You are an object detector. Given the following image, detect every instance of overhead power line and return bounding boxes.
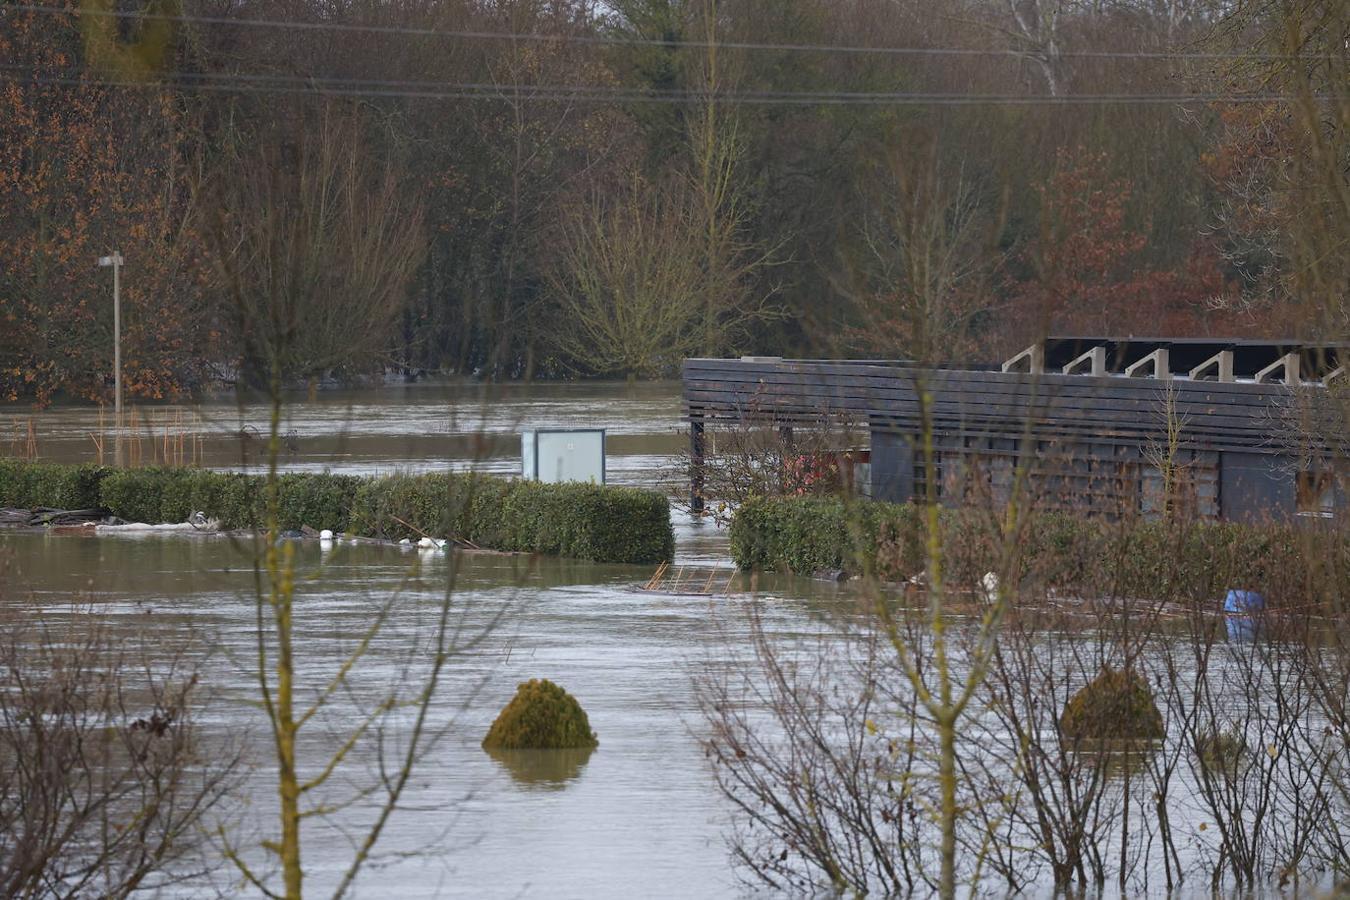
[4,2,1329,63]
[0,70,1328,107]
[0,61,1305,101]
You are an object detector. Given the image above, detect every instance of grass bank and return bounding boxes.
[730,495,1345,607]
[0,460,673,565]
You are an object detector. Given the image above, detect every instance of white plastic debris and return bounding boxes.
[319,529,334,541]
[399,538,412,546]
[96,520,219,534]
[417,536,436,549]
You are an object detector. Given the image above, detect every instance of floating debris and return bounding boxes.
[638,561,737,596]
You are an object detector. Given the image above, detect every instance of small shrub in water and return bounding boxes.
[1059,667,1164,741]
[482,679,598,750]
[1195,729,1246,777]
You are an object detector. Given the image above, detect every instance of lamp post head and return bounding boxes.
[97,253,124,267]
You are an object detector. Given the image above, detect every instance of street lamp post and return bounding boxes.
[98,252,124,466]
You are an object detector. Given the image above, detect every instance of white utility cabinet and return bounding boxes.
[520,429,606,484]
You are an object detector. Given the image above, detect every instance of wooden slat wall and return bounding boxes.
[682,358,1316,456]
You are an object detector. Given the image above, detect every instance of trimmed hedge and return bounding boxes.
[729,494,1345,606]
[0,459,110,510]
[482,679,598,750]
[0,460,673,565]
[350,473,673,564]
[1060,668,1165,741]
[729,495,924,578]
[98,467,266,529]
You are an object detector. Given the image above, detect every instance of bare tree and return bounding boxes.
[547,174,714,378]
[842,148,998,363]
[541,7,765,368]
[1142,382,1194,520]
[685,0,781,357]
[1004,0,1071,95]
[207,102,426,386]
[205,99,500,900]
[0,588,238,898]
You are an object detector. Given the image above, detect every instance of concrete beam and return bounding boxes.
[1189,350,1235,382]
[1124,348,1171,380]
[1002,343,1044,374]
[1062,345,1107,377]
[1254,352,1299,384]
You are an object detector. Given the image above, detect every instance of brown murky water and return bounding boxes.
[0,380,852,898]
[4,379,687,484]
[3,381,1342,898]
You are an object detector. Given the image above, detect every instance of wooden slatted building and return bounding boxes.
[683,337,1349,524]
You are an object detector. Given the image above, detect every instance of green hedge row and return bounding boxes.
[348,473,673,564]
[0,460,673,565]
[729,495,1346,606]
[0,459,111,511]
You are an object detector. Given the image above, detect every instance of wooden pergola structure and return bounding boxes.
[683,338,1348,523]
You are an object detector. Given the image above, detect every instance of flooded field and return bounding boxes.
[3,530,813,898]
[3,381,1347,898]
[0,380,846,898]
[6,379,687,485]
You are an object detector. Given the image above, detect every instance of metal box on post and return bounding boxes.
[520,429,606,484]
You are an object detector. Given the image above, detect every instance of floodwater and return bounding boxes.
[5,379,688,486]
[3,381,1345,897]
[0,380,850,898]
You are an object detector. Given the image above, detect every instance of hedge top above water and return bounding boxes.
[728,494,1344,606]
[0,458,674,566]
[482,679,598,750]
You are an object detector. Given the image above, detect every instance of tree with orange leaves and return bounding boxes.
[1015,148,1241,341]
[0,2,210,406]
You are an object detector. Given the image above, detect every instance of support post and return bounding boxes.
[98,252,125,467]
[1189,350,1234,382]
[1124,347,1171,380]
[1001,342,1045,374]
[689,417,705,514]
[1061,345,1107,377]
[1254,352,1299,384]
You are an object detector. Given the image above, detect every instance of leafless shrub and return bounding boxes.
[982,616,1134,887]
[675,395,866,523]
[697,604,927,894]
[0,583,238,897]
[704,494,1350,895]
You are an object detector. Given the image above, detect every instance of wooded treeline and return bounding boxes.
[1,0,1345,402]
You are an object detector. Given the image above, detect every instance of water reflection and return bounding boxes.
[485,745,596,790]
[1064,738,1164,780]
[1224,589,1266,643]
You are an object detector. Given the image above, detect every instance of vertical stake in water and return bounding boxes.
[98,252,125,467]
[689,416,705,513]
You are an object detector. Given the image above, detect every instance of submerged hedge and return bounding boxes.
[482,679,598,750]
[729,494,1345,606]
[0,459,111,511]
[0,459,673,565]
